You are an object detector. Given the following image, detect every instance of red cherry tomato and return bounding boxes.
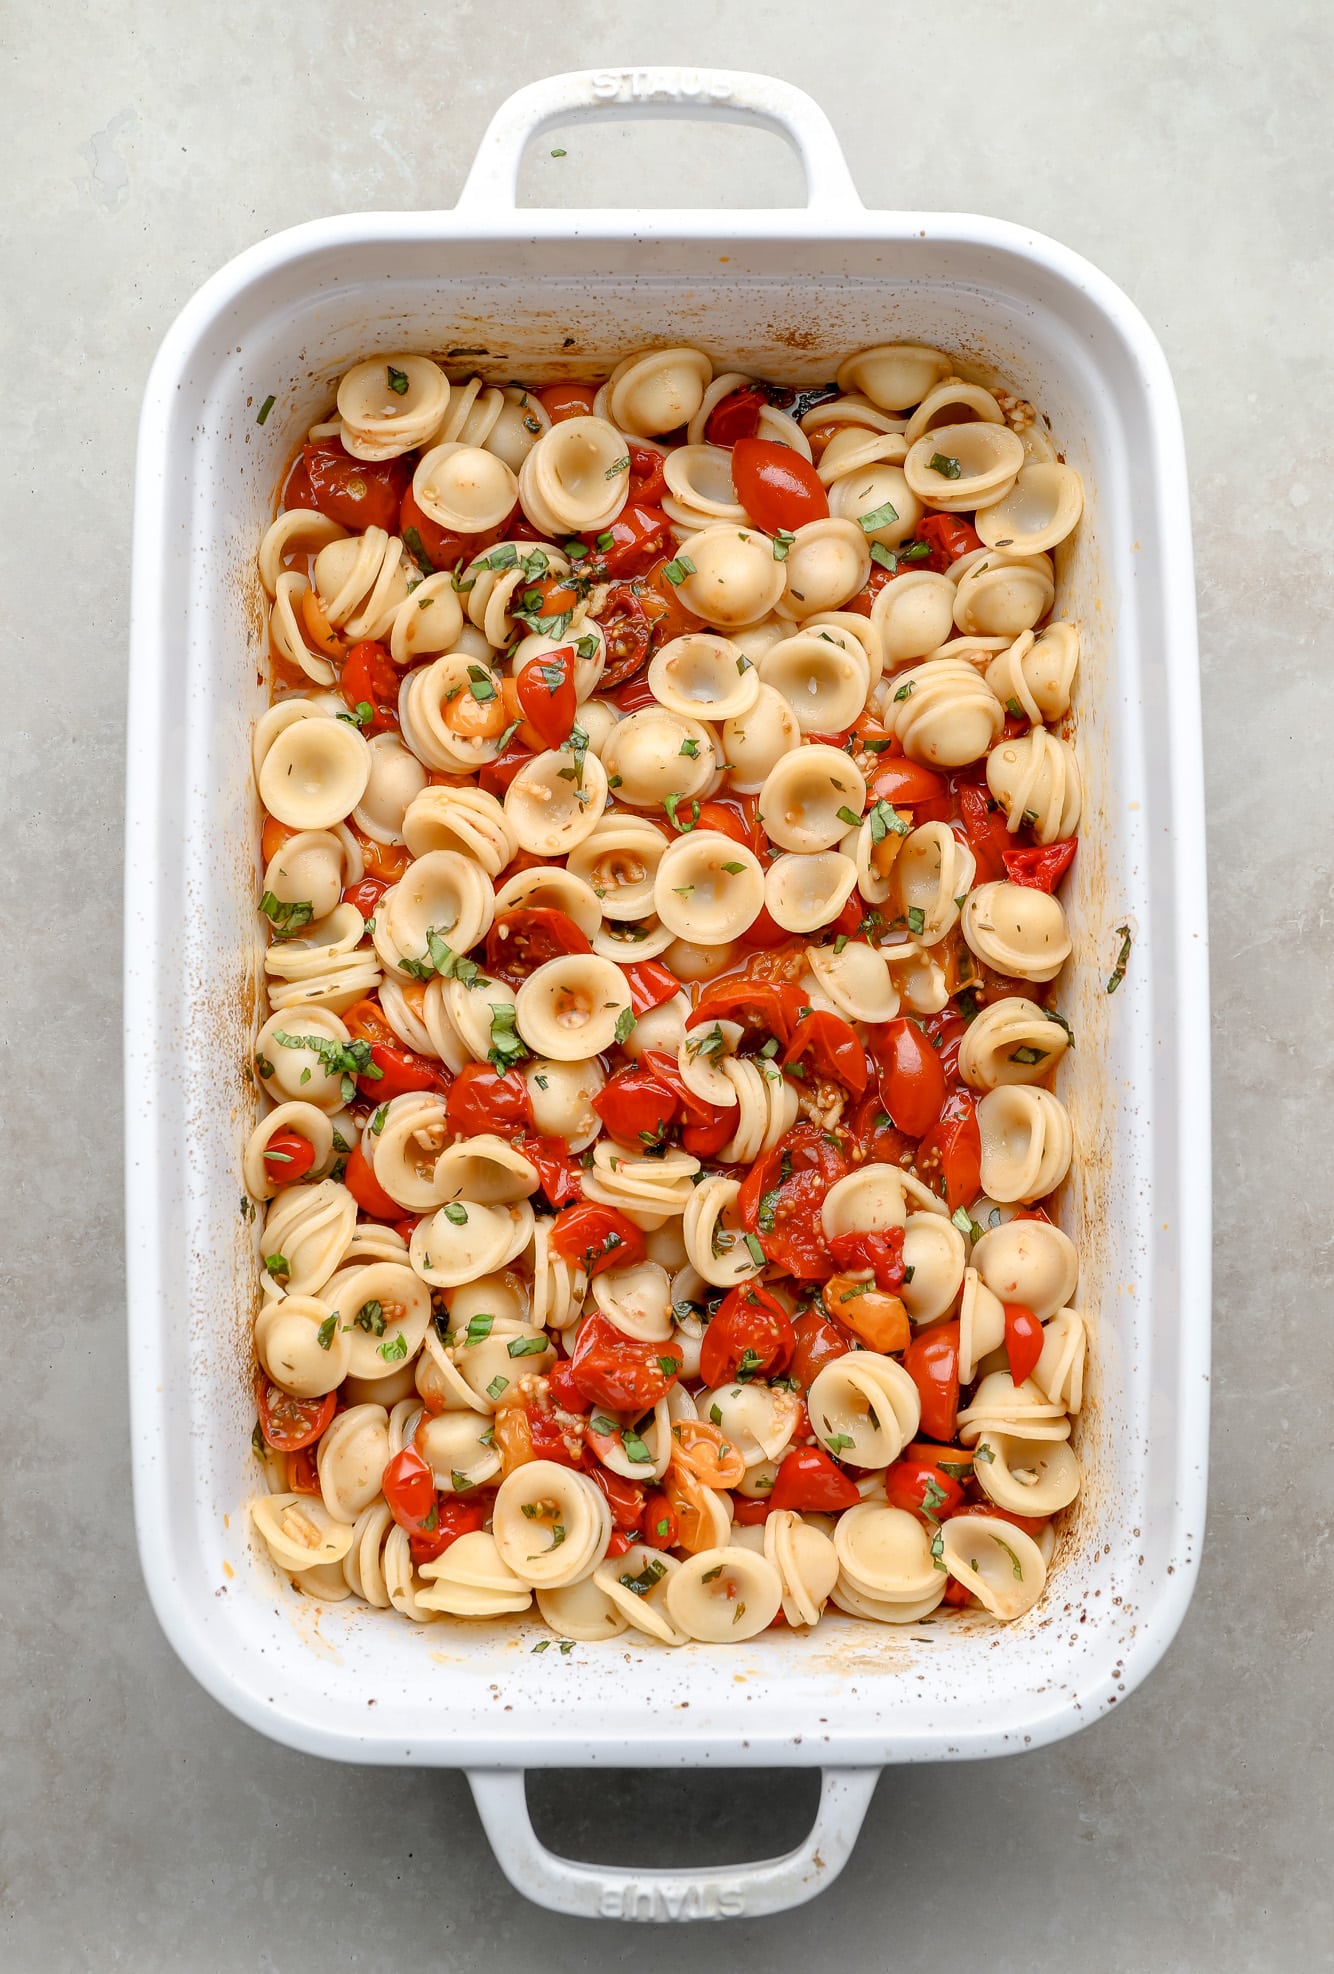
[642,1491,680,1548]
[789,1307,853,1389]
[366,1042,446,1101]
[514,645,578,749]
[902,1321,961,1443]
[873,1017,948,1138]
[827,1226,905,1293]
[483,907,592,984]
[781,1009,869,1097]
[956,783,1014,885]
[698,1285,795,1387]
[514,1133,582,1208]
[731,1494,774,1526]
[536,381,599,423]
[918,512,983,570]
[885,1453,968,1524]
[548,1204,647,1279]
[409,1495,489,1566]
[581,1453,646,1532]
[254,1376,335,1453]
[582,502,671,579]
[1004,1302,1045,1386]
[522,1405,581,1468]
[399,484,509,577]
[626,443,668,507]
[478,734,538,798]
[868,758,949,809]
[446,1064,534,1140]
[262,1130,317,1184]
[381,1446,438,1532]
[688,979,807,1049]
[914,1090,982,1213]
[343,875,388,922]
[846,1090,916,1168]
[298,439,413,534]
[1003,839,1078,893]
[286,1441,323,1494]
[705,386,766,446]
[342,1140,404,1221]
[736,902,789,950]
[546,1356,584,1414]
[730,437,830,533]
[339,640,400,735]
[592,1062,679,1149]
[919,1007,969,1085]
[596,581,655,689]
[768,1446,861,1514]
[618,959,682,1015]
[641,556,706,643]
[569,1313,681,1411]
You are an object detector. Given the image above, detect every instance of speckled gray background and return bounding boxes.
[3,2,1330,1967]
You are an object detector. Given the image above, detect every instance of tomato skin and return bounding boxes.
[902,1321,961,1443]
[343,875,389,922]
[626,443,668,507]
[409,1495,488,1567]
[705,386,766,446]
[483,906,592,984]
[569,1313,681,1411]
[768,1446,861,1514]
[300,439,413,534]
[619,959,682,1015]
[514,645,577,749]
[342,1140,404,1221]
[781,1008,869,1097]
[361,1041,444,1102]
[536,380,599,423]
[956,784,1014,885]
[730,1493,774,1526]
[255,1377,336,1453]
[827,1226,905,1293]
[583,501,671,579]
[546,1356,584,1414]
[581,1453,646,1532]
[593,1063,678,1149]
[731,438,830,532]
[286,1442,323,1494]
[263,1129,317,1184]
[1003,1302,1045,1386]
[349,829,411,884]
[950,1504,1049,1539]
[1003,839,1078,893]
[398,485,507,578]
[635,1049,736,1160]
[515,1133,582,1208]
[789,1308,852,1389]
[885,1454,967,1523]
[338,640,400,735]
[382,1446,437,1531]
[642,1491,680,1548]
[446,1064,534,1140]
[689,979,806,1050]
[873,1017,948,1138]
[914,1090,981,1213]
[868,758,949,809]
[918,512,983,571]
[548,1204,647,1278]
[698,1285,795,1387]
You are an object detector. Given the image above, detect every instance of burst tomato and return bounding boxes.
[1004,1302,1045,1386]
[885,1452,968,1523]
[581,1453,646,1532]
[731,437,829,532]
[688,979,807,1049]
[846,1090,916,1167]
[446,1064,534,1139]
[642,1492,680,1548]
[868,758,950,810]
[514,645,577,749]
[597,581,655,688]
[409,1495,489,1566]
[399,484,508,576]
[286,1442,322,1494]
[484,906,592,984]
[698,1285,795,1387]
[592,1062,679,1149]
[515,1134,582,1208]
[768,1446,861,1514]
[789,1307,852,1388]
[618,959,682,1014]
[626,443,668,507]
[705,386,766,446]
[827,1227,906,1293]
[569,1313,681,1411]
[340,640,400,734]
[255,1376,335,1453]
[820,1275,910,1354]
[548,1204,647,1278]
[914,1089,982,1212]
[342,1140,403,1221]
[781,1009,868,1097]
[1003,839,1078,893]
[873,1017,948,1138]
[262,1130,317,1184]
[918,513,983,570]
[343,875,388,922]
[381,1446,438,1531]
[298,439,413,534]
[902,1321,961,1443]
[583,501,671,578]
[956,783,1014,885]
[536,380,599,422]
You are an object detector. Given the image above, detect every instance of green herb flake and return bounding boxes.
[825,1432,854,1455]
[507,1335,549,1358]
[928,451,963,480]
[743,1233,766,1267]
[974,1441,995,1464]
[720,859,746,875]
[386,364,410,396]
[259,891,315,939]
[664,792,700,834]
[444,1202,470,1226]
[612,1005,636,1047]
[1107,924,1133,995]
[256,394,276,425]
[907,906,926,936]
[486,1375,510,1400]
[532,1638,551,1653]
[867,798,911,843]
[378,1332,408,1362]
[836,806,862,829]
[621,1428,654,1465]
[662,554,696,586]
[316,1314,338,1351]
[701,1564,724,1583]
[263,1252,289,1281]
[354,1299,386,1336]
[773,529,795,561]
[858,498,900,532]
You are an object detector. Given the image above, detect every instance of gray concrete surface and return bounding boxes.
[3,2,1330,1967]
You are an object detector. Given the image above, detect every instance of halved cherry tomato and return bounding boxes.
[698,1285,795,1387]
[638,1050,737,1160]
[484,906,592,984]
[902,1320,961,1443]
[546,1356,584,1414]
[361,1041,444,1101]
[262,1129,317,1184]
[782,1009,868,1097]
[914,1090,982,1213]
[349,828,412,884]
[549,1203,647,1279]
[597,581,655,688]
[261,814,299,865]
[730,437,829,532]
[280,448,315,512]
[873,1017,947,1138]
[868,757,949,809]
[409,1495,489,1566]
[919,1007,969,1086]
[885,1452,968,1524]
[618,958,682,1015]
[768,1446,861,1514]
[583,501,671,579]
[514,645,577,749]
[381,1445,437,1532]
[736,902,789,950]
[569,1313,681,1411]
[956,783,1014,885]
[342,875,389,922]
[688,979,807,1049]
[846,1089,916,1168]
[581,1452,646,1532]
[536,381,599,423]
[642,1491,680,1548]
[446,1064,534,1140]
[255,1376,335,1453]
[626,443,668,507]
[299,439,413,534]
[1004,1302,1045,1386]
[820,1274,910,1354]
[918,512,983,570]
[593,1063,678,1149]
[518,1405,581,1469]
[639,556,705,644]
[287,1442,323,1494]
[342,1139,404,1221]
[1003,839,1078,892]
[705,386,766,446]
[827,1227,906,1294]
[789,1307,852,1389]
[515,1133,582,1208]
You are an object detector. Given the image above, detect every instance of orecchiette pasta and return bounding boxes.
[247,342,1090,1646]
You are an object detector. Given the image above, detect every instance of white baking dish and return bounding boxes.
[126,68,1210,1922]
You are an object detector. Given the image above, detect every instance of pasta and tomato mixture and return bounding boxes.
[247,343,1088,1644]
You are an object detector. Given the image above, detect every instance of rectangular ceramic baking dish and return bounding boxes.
[126,68,1210,1923]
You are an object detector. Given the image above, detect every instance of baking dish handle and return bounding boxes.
[466,1765,878,1921]
[458,68,863,217]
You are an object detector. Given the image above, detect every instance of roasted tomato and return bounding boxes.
[296,438,413,534]
[697,1285,795,1387]
[768,1446,861,1514]
[484,907,592,984]
[446,1064,534,1140]
[902,1321,961,1443]
[255,1377,335,1453]
[731,437,829,532]
[568,1313,682,1412]
[548,1203,647,1278]
[872,1017,948,1138]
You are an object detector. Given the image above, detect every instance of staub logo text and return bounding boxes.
[598,1880,746,1921]
[590,70,735,105]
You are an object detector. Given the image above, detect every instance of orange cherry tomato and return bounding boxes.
[820,1275,910,1354]
[536,381,599,423]
[299,587,343,659]
[261,814,299,865]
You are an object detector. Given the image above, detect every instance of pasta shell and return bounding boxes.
[961,881,1072,983]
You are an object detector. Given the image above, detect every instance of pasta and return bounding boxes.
[245,343,1091,1644]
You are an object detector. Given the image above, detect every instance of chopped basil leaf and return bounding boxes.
[1107,924,1133,995]
[354,1299,386,1336]
[709,1404,723,1427]
[621,1428,653,1464]
[743,1233,766,1266]
[679,736,700,758]
[974,1441,995,1464]
[259,891,315,939]
[619,1558,667,1596]
[614,1005,636,1046]
[993,1533,1026,1580]
[256,394,276,425]
[867,798,911,842]
[772,529,795,561]
[316,1314,338,1350]
[1010,1044,1048,1065]
[833,933,850,955]
[403,527,435,574]
[836,806,862,829]
[721,860,746,875]
[662,555,696,585]
[370,1103,388,1135]
[892,679,915,702]
[825,1432,854,1454]
[858,498,899,531]
[378,1332,408,1361]
[486,1375,509,1400]
[604,455,630,479]
[507,1336,549,1358]
[263,1252,289,1280]
[664,792,700,833]
[444,1202,470,1226]
[928,451,963,479]
[701,1564,724,1583]
[386,364,410,396]
[907,906,926,936]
